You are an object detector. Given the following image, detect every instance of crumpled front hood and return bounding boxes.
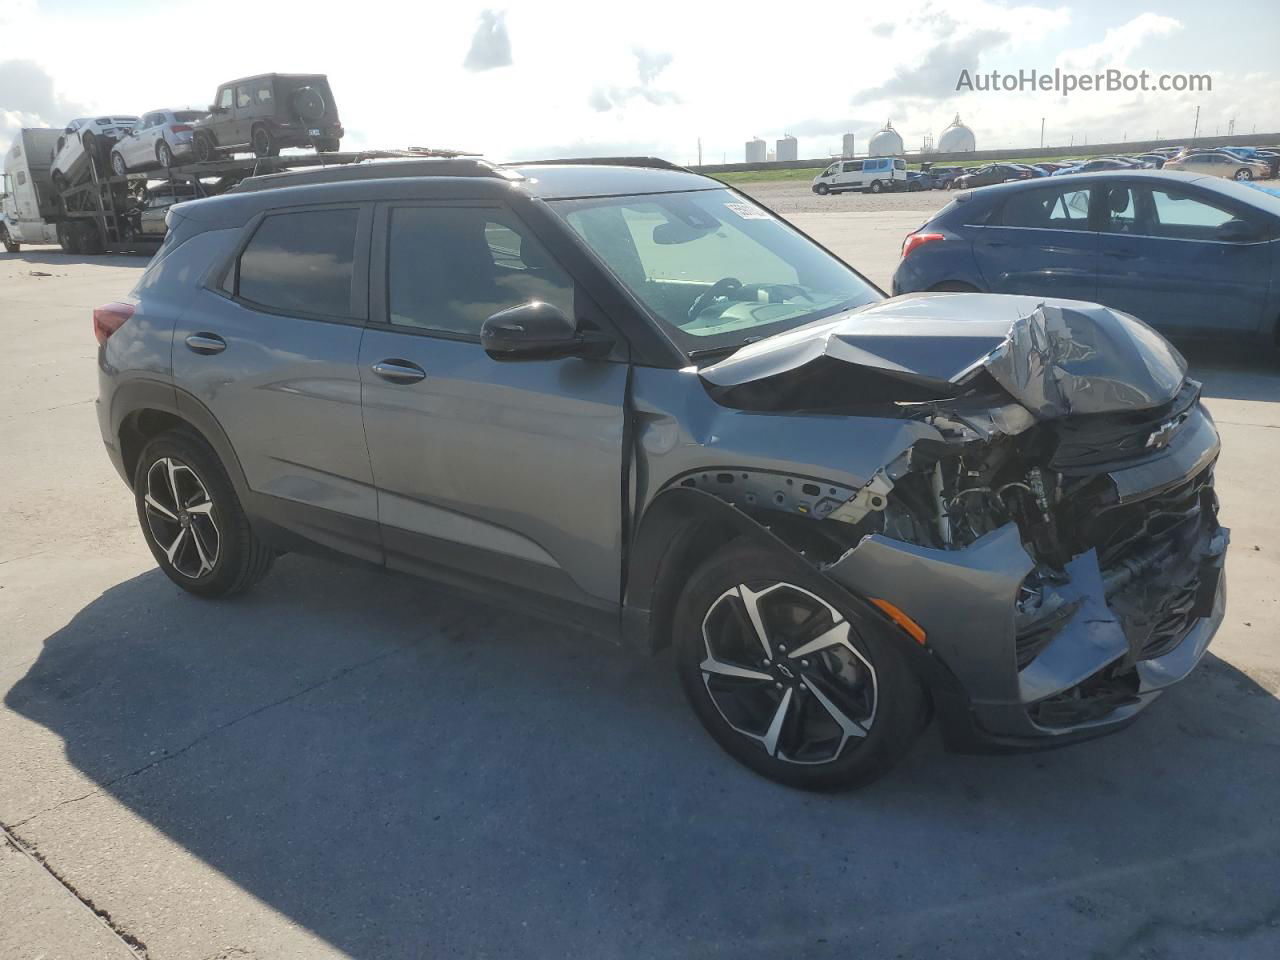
[698,293,1188,418]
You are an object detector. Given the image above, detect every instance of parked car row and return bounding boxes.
[47,73,343,189]
[811,144,1279,196]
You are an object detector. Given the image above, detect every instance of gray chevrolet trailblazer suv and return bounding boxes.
[93,158,1229,789]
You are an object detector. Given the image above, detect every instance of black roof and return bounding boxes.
[227,156,718,199]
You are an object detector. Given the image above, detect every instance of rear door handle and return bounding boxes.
[185,333,226,355]
[371,359,426,384]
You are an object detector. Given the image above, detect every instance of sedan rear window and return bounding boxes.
[173,111,204,123]
[236,208,358,318]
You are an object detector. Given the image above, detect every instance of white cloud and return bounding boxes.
[1058,13,1182,72]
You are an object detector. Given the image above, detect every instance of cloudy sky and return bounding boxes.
[2,0,1277,165]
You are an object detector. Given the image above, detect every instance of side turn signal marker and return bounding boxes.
[868,597,927,646]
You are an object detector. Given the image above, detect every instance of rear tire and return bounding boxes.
[929,280,980,293]
[193,132,216,163]
[133,430,274,598]
[869,180,883,194]
[314,137,341,153]
[77,221,104,255]
[157,140,174,168]
[1235,168,1254,181]
[57,221,81,255]
[252,125,279,158]
[674,541,926,791]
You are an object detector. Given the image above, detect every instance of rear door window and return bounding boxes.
[236,208,360,318]
[1148,188,1243,240]
[236,87,253,109]
[999,185,1092,230]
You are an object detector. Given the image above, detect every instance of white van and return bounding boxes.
[1,128,63,251]
[811,156,906,195]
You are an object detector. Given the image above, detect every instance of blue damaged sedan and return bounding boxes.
[893,170,1280,345]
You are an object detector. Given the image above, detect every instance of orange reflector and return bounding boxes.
[868,597,927,645]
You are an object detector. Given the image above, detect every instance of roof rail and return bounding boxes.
[508,156,690,172]
[229,155,510,194]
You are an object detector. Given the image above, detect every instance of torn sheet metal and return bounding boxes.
[699,293,1187,419]
[983,301,1187,418]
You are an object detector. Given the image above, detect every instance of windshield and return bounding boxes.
[548,188,880,357]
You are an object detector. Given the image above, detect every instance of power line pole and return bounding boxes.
[697,137,702,167]
[1040,117,1044,148]
[1192,105,1200,140]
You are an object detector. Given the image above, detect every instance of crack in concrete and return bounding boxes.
[1092,899,1280,959]
[7,642,412,830]
[2,825,147,958]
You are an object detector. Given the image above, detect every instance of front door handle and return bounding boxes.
[371,359,426,384]
[185,333,226,355]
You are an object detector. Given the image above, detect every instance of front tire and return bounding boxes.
[157,140,174,168]
[134,430,274,598]
[1,225,17,253]
[110,151,128,176]
[674,541,926,790]
[1235,168,1254,181]
[814,183,830,195]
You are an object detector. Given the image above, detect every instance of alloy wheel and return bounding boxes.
[699,581,877,765]
[143,457,220,579]
[158,141,173,167]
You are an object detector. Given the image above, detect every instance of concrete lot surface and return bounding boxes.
[2,200,1279,959]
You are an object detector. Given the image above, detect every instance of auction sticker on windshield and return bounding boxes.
[725,202,773,220]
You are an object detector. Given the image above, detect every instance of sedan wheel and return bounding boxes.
[143,457,220,580]
[110,151,127,177]
[157,141,174,168]
[1235,168,1254,181]
[675,542,926,790]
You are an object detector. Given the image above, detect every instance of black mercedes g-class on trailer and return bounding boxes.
[192,73,343,160]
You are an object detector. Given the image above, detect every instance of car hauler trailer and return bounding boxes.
[3,129,472,255]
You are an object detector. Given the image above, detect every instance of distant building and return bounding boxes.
[775,135,798,162]
[745,138,767,163]
[938,114,976,152]
[868,120,904,156]
[841,133,856,157]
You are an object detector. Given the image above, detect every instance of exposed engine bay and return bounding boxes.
[681,295,1229,733]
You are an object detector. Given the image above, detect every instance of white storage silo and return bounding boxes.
[938,114,976,153]
[868,120,904,156]
[745,138,767,163]
[841,133,856,157]
[775,136,798,162]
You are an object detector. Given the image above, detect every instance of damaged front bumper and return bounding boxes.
[821,413,1229,750]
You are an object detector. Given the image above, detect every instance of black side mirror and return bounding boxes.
[480,301,612,361]
[1216,219,1260,243]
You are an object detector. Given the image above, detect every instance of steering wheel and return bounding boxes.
[688,277,742,322]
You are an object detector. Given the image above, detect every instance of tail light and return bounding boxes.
[93,302,134,346]
[170,124,192,133]
[901,232,944,259]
